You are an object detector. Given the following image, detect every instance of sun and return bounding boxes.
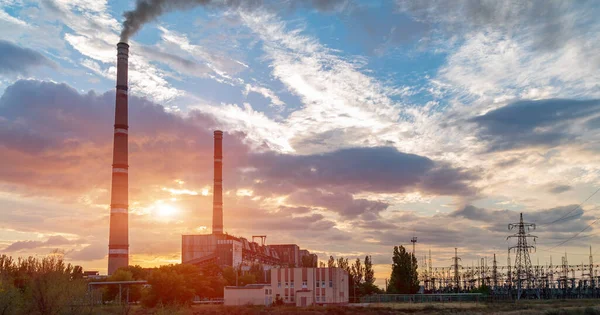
[156,203,177,218]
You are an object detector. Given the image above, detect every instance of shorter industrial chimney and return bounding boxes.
[213,130,223,234]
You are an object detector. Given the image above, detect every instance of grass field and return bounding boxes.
[87,300,600,314]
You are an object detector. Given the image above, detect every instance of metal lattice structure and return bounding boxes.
[507,213,537,291]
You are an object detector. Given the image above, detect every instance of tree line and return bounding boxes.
[0,245,421,312]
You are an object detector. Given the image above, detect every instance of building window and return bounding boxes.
[322,281,325,288]
[285,282,288,288]
[302,281,307,288]
[278,282,281,288]
[316,282,320,288]
[329,280,333,288]
[265,289,269,295]
[316,296,320,302]
[291,281,294,288]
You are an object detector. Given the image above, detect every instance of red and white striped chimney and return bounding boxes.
[213,130,223,234]
[108,42,129,275]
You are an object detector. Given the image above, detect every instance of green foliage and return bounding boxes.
[142,265,197,308]
[387,245,419,294]
[0,254,87,315]
[362,256,381,295]
[0,275,21,315]
[103,269,139,303]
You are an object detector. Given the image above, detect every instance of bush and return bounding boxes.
[0,254,87,315]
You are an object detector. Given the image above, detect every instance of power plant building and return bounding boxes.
[224,267,349,306]
[181,131,317,269]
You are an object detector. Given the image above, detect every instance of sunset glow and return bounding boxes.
[1,0,599,302]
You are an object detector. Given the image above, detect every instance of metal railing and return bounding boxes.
[360,293,483,303]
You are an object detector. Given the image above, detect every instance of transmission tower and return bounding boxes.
[589,246,594,286]
[493,253,498,289]
[453,248,461,292]
[428,249,433,291]
[507,252,512,287]
[507,213,537,292]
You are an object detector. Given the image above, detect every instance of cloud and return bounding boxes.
[470,99,600,151]
[0,40,54,75]
[66,242,106,261]
[548,185,572,194]
[138,45,212,78]
[288,189,389,218]
[250,146,477,196]
[396,0,596,52]
[2,235,73,252]
[451,204,593,235]
[0,79,248,197]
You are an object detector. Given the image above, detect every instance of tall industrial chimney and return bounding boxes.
[213,130,223,234]
[108,42,129,275]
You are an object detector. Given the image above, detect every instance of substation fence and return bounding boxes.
[360,293,484,303]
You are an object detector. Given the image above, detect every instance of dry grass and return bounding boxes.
[90,300,600,315]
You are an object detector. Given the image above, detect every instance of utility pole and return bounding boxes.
[507,213,537,298]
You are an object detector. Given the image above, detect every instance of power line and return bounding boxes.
[539,187,600,227]
[547,216,600,250]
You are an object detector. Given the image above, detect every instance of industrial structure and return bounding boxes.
[108,42,130,275]
[417,213,600,299]
[224,267,349,306]
[181,131,317,270]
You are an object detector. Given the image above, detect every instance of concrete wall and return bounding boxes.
[224,285,272,306]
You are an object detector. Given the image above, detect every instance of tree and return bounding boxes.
[327,256,336,268]
[142,264,204,307]
[337,257,349,271]
[103,269,134,303]
[362,255,380,295]
[351,258,364,299]
[387,246,419,294]
[200,263,225,298]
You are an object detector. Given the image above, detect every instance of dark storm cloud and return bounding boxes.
[250,146,477,196]
[2,235,73,252]
[396,0,594,51]
[470,99,600,152]
[0,40,54,75]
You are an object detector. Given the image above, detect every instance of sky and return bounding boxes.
[1,0,600,288]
